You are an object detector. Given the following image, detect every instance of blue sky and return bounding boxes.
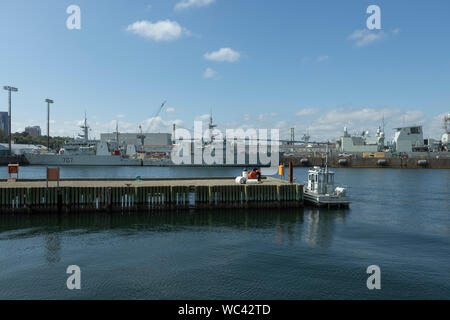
[1,0,449,140]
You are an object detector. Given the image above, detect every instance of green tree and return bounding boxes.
[0,129,72,151]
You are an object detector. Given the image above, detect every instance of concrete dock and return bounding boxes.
[282,156,450,169]
[0,177,303,213]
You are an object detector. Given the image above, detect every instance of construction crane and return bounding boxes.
[138,100,167,144]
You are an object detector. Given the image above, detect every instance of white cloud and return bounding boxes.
[348,29,386,47]
[393,28,401,35]
[203,67,217,79]
[175,0,215,11]
[195,114,211,121]
[116,114,125,118]
[166,108,175,113]
[296,108,321,116]
[140,117,185,132]
[204,48,240,62]
[257,114,267,121]
[274,121,288,129]
[126,20,190,41]
[307,107,433,140]
[146,4,152,10]
[233,107,442,142]
[316,55,329,63]
[22,115,186,139]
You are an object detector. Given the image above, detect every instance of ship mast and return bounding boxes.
[78,112,89,142]
[116,121,119,143]
[207,108,218,145]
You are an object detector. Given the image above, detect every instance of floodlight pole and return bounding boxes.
[45,99,54,150]
[3,86,18,154]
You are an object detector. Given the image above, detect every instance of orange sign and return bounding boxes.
[47,168,60,181]
[8,164,19,174]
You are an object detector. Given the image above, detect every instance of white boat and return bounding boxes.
[303,166,350,207]
[303,146,350,207]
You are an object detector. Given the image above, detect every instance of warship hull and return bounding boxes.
[24,153,143,166]
[24,153,273,167]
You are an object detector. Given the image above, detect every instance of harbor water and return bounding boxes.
[0,167,449,299]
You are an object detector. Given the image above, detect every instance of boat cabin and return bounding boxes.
[307,166,336,195]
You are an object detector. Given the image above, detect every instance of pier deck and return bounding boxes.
[0,177,303,213]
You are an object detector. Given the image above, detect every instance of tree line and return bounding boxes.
[0,129,72,151]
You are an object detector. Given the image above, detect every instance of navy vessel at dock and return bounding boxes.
[24,114,278,167]
[24,117,143,166]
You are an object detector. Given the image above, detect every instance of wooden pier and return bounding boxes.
[0,177,303,213]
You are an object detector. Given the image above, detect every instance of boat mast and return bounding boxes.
[78,112,89,142]
[84,113,88,142]
[116,121,119,143]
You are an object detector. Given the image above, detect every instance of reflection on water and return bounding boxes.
[0,207,348,250]
[1,167,449,299]
[305,209,347,248]
[45,234,61,264]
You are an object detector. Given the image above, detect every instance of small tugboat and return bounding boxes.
[303,147,350,208]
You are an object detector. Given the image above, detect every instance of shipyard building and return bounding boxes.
[25,126,42,137]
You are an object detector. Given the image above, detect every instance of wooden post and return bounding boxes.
[106,187,112,212]
[57,191,62,214]
[289,161,293,184]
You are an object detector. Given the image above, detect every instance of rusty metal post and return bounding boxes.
[289,161,293,184]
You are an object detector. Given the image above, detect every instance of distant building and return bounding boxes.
[25,126,42,137]
[0,112,8,134]
[392,126,425,153]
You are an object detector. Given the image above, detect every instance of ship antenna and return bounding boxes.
[116,121,119,142]
[325,142,329,172]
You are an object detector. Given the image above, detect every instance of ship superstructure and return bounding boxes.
[335,114,450,157]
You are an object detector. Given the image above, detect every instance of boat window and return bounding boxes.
[411,127,421,134]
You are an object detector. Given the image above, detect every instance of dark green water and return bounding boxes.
[0,167,449,299]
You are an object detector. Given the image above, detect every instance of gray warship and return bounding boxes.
[24,117,143,166]
[24,114,279,167]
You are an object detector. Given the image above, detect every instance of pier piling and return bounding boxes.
[0,177,303,214]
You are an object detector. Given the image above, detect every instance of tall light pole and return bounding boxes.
[45,99,54,150]
[3,86,18,154]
